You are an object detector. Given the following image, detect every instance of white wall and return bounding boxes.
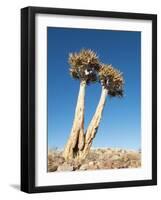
[0,0,160,199]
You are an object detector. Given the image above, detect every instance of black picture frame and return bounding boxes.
[21,6,157,193]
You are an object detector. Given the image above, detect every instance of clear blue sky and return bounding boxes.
[47,27,141,150]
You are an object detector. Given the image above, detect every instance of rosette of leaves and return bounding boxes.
[98,64,124,97]
[69,49,100,84]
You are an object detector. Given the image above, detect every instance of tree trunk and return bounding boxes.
[80,87,108,160]
[63,81,86,161]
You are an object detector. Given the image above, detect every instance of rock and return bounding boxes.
[97,160,113,169]
[95,161,101,168]
[87,161,98,170]
[48,148,141,172]
[99,154,106,160]
[89,161,95,166]
[130,160,141,168]
[99,149,106,154]
[54,156,65,165]
[86,151,99,161]
[57,163,74,171]
[73,164,81,170]
[105,149,113,155]
[48,155,54,162]
[112,161,123,169]
[48,165,58,172]
[57,157,65,164]
[89,165,98,170]
[73,162,81,170]
[122,155,129,162]
[137,160,141,167]
[123,161,130,168]
[113,148,121,152]
[79,164,89,170]
[120,149,127,154]
[127,152,140,160]
[99,152,112,160]
[104,160,113,169]
[111,155,121,161]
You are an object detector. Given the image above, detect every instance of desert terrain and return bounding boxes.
[48,148,141,172]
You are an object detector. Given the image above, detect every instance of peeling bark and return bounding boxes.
[63,81,86,160]
[80,87,108,160]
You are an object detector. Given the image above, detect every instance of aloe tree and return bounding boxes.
[63,49,100,161]
[80,64,124,160]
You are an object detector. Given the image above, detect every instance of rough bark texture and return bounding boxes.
[63,81,86,161]
[80,87,108,160]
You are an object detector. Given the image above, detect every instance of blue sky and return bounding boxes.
[47,27,141,150]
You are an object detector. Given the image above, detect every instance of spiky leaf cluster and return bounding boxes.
[69,49,100,84]
[98,64,124,97]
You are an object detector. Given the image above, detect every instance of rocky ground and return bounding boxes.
[48,148,141,172]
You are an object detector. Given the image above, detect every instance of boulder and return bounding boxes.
[48,165,58,172]
[112,161,123,169]
[89,161,95,166]
[79,164,89,170]
[111,155,121,161]
[97,160,113,169]
[127,152,140,160]
[57,163,74,171]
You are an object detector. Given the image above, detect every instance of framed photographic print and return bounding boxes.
[21,6,157,193]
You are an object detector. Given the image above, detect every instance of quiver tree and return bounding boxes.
[80,64,124,160]
[63,49,100,161]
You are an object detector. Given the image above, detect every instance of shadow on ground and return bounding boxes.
[10,184,20,191]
